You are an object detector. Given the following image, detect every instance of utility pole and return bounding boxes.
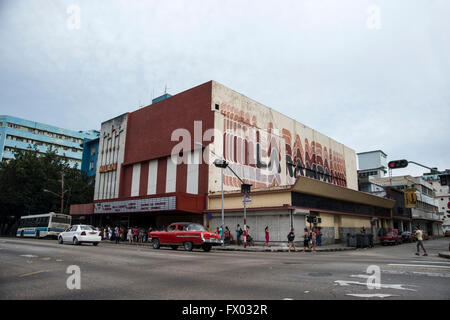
[61,173,64,214]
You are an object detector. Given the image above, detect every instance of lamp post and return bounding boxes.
[195,142,252,245]
[44,172,68,214]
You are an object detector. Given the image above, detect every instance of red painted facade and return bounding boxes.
[116,81,214,212]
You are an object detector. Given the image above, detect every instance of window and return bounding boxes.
[89,161,94,170]
[91,146,96,155]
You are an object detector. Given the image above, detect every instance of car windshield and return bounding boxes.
[187,224,206,231]
[80,225,93,231]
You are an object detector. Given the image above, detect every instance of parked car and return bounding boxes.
[149,222,223,252]
[400,231,413,243]
[380,229,402,245]
[58,225,101,246]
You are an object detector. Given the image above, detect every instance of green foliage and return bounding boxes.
[0,147,94,220]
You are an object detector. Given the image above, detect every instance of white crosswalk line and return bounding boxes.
[388,264,450,269]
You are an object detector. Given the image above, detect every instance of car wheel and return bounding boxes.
[73,237,80,245]
[93,242,99,246]
[152,238,160,249]
[171,245,178,250]
[183,242,193,251]
[58,236,63,244]
[202,244,212,252]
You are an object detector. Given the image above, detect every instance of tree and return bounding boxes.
[0,147,94,235]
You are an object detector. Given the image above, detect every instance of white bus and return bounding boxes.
[16,212,72,239]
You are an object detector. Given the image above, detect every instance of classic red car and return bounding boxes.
[149,222,223,252]
[380,228,402,245]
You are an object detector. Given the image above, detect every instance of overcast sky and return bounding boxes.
[1,0,449,177]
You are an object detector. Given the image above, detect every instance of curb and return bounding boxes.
[438,252,450,259]
[212,246,356,253]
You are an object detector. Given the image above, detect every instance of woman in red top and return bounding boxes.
[264,226,270,248]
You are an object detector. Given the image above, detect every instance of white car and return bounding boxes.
[58,225,101,246]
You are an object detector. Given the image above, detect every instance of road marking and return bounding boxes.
[347,294,398,298]
[334,280,416,291]
[20,254,38,258]
[350,275,370,279]
[18,269,51,278]
[56,259,63,262]
[408,260,450,265]
[382,269,450,278]
[388,264,450,269]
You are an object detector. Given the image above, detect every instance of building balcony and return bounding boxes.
[411,208,441,222]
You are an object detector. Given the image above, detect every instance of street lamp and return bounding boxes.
[194,142,252,245]
[43,173,69,214]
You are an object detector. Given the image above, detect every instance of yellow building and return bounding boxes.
[205,175,395,245]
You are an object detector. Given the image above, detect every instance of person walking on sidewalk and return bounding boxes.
[414,226,428,256]
[303,228,310,252]
[287,228,297,252]
[310,228,317,252]
[264,226,270,248]
[114,226,120,244]
[127,227,133,243]
[236,224,242,246]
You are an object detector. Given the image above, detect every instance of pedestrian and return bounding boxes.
[127,227,133,243]
[287,228,297,252]
[138,228,143,243]
[133,227,138,243]
[317,228,323,246]
[246,226,253,246]
[236,224,242,246]
[114,226,120,244]
[142,228,147,243]
[242,226,248,248]
[224,226,230,245]
[264,226,270,248]
[303,228,310,252]
[310,229,317,252]
[218,225,223,241]
[414,226,428,256]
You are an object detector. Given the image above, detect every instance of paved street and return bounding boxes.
[0,237,449,300]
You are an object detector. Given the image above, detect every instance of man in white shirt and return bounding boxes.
[415,226,428,256]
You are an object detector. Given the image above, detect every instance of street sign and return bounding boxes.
[242,195,252,204]
[404,189,418,208]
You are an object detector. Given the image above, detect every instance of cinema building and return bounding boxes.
[71,81,394,244]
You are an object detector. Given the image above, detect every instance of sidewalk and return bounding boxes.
[213,242,357,253]
[101,239,356,253]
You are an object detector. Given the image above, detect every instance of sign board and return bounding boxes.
[242,195,252,204]
[404,189,418,208]
[94,196,176,214]
[99,163,117,173]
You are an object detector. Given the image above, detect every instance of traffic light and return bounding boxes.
[241,183,252,194]
[388,159,408,169]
